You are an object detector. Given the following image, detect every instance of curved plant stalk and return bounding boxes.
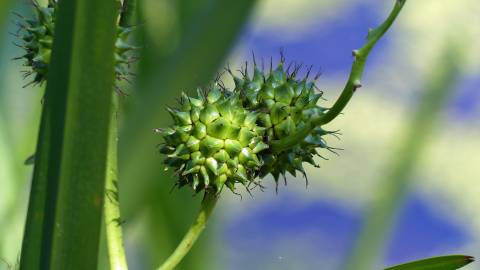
[271,0,407,153]
[344,44,463,270]
[157,192,219,270]
[104,95,128,270]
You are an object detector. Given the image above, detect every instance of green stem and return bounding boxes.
[157,193,219,270]
[102,1,137,269]
[271,0,407,153]
[104,95,128,270]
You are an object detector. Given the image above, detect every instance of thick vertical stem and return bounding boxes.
[23,0,118,268]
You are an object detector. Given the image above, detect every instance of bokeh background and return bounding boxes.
[1,0,479,269]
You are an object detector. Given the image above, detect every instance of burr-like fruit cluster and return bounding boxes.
[159,59,340,193]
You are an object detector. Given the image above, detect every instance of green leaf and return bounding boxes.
[384,255,475,270]
[19,0,118,269]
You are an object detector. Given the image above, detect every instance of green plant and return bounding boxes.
[6,0,475,270]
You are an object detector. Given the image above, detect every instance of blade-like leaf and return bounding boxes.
[19,105,52,269]
[384,255,475,270]
[19,0,118,269]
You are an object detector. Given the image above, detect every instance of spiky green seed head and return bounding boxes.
[158,87,269,193]
[14,1,136,87]
[231,60,338,183]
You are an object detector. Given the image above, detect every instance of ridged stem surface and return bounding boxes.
[20,0,119,268]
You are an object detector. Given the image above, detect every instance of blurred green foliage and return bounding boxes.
[345,43,464,270]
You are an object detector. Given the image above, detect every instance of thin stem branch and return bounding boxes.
[102,1,137,269]
[104,95,128,270]
[157,192,219,270]
[271,0,407,153]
